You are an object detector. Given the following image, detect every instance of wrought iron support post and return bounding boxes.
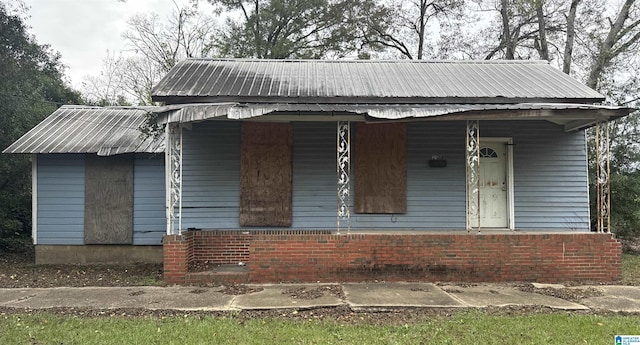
[165,123,183,235]
[596,121,611,233]
[466,120,480,232]
[337,121,351,234]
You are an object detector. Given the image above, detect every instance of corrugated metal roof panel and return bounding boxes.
[3,105,165,155]
[152,59,605,102]
[155,102,630,124]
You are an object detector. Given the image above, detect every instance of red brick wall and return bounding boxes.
[189,230,252,265]
[163,234,190,285]
[163,231,621,284]
[249,233,621,283]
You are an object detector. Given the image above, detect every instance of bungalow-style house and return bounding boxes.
[5,59,632,284]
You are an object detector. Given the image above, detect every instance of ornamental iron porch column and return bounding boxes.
[596,121,611,233]
[466,120,480,232]
[165,123,183,235]
[337,121,351,233]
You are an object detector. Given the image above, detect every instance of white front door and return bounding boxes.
[478,141,508,228]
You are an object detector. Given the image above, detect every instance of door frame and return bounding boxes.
[477,137,515,230]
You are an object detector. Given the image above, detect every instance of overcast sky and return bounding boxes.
[23,0,196,88]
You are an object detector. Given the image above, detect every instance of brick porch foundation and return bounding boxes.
[163,231,621,285]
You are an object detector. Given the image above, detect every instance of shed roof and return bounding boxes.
[3,105,164,155]
[152,59,605,104]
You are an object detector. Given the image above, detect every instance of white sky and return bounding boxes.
[22,0,196,88]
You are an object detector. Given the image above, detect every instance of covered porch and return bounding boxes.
[150,59,630,285]
[157,106,623,285]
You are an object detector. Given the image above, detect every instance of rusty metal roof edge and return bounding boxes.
[152,102,633,124]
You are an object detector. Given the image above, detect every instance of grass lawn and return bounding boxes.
[1,311,639,345]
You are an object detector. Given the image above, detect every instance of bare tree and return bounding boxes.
[363,0,465,60]
[82,2,217,105]
[122,2,217,73]
[586,0,640,89]
[80,51,129,106]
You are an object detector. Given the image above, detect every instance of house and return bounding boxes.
[3,106,166,263]
[5,59,633,284]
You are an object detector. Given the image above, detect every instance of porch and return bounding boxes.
[154,59,629,285]
[163,230,621,285]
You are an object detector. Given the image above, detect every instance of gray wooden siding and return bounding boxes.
[37,154,85,244]
[133,154,165,244]
[181,121,241,229]
[291,123,336,228]
[37,154,166,245]
[482,121,590,230]
[181,120,589,231]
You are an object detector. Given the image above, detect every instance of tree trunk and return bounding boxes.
[535,0,550,60]
[563,0,581,74]
[417,0,428,60]
[255,0,261,58]
[500,0,515,59]
[587,0,635,89]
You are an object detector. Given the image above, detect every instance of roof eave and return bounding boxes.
[151,95,606,105]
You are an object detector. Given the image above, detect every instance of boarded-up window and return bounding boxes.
[240,122,293,226]
[355,123,407,214]
[84,155,133,244]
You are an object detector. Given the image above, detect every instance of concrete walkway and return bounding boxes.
[1,283,639,313]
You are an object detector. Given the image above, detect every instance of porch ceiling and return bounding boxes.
[155,102,633,132]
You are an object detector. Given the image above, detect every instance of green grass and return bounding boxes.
[1,311,639,345]
[622,253,640,285]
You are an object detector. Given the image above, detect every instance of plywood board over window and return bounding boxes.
[240,122,293,226]
[84,154,133,244]
[355,123,407,214]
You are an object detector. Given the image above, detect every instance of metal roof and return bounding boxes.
[3,105,165,155]
[156,102,628,122]
[154,102,631,132]
[152,59,605,103]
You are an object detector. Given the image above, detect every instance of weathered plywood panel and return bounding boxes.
[240,122,293,226]
[84,155,133,244]
[355,123,407,214]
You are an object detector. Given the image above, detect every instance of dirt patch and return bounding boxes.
[437,282,479,288]
[219,284,263,295]
[0,251,163,288]
[282,285,345,300]
[409,287,430,292]
[621,238,640,255]
[518,283,604,302]
[1,305,626,324]
[127,290,146,296]
[442,288,463,293]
